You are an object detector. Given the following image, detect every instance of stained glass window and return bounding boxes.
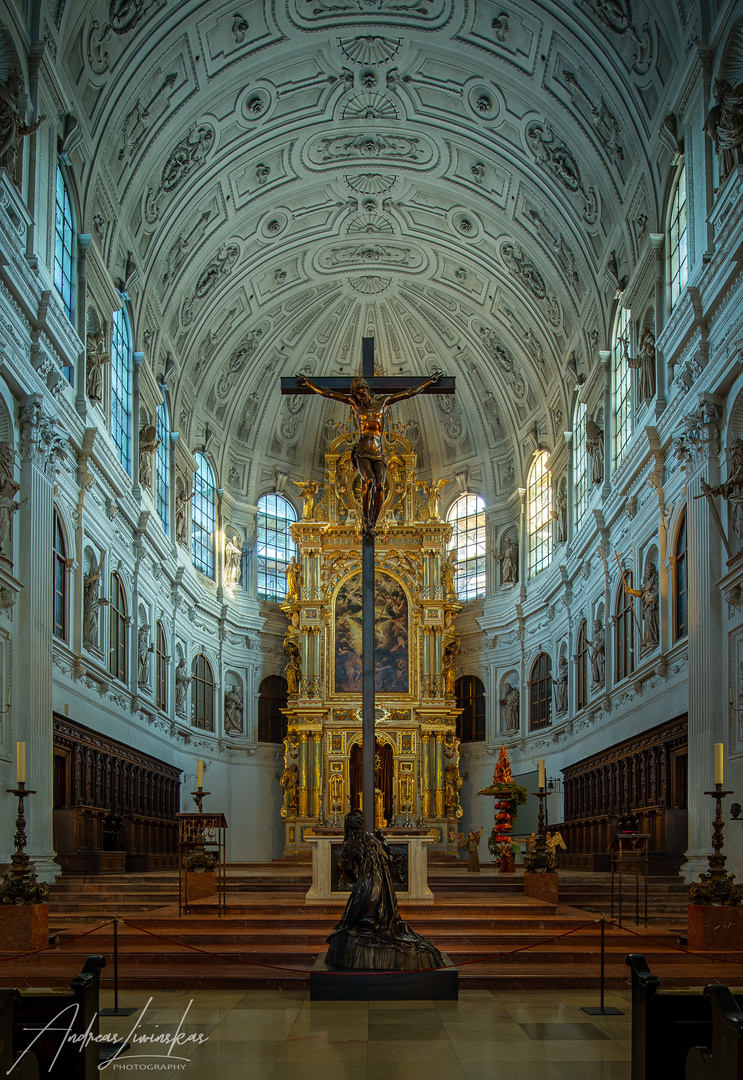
[574,402,588,531]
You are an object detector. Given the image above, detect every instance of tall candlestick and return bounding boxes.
[197,759,204,788]
[16,742,25,785]
[538,759,545,790]
[714,743,724,786]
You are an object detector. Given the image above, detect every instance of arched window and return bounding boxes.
[54,167,75,327]
[156,621,168,712]
[446,493,486,600]
[574,402,588,531]
[576,620,589,710]
[191,654,214,731]
[110,308,132,475]
[674,510,687,641]
[109,572,128,682]
[258,675,288,743]
[455,675,485,742]
[156,399,170,532]
[529,653,552,731]
[527,451,552,577]
[613,306,632,468]
[192,453,216,578]
[670,165,688,308]
[53,513,67,641]
[257,494,297,602]
[616,574,635,681]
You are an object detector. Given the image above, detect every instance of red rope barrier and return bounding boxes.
[121,916,599,975]
[612,919,743,967]
[0,919,113,964]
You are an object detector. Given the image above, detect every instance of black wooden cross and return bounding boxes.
[281,337,455,833]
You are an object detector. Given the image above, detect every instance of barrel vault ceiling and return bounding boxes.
[45,0,695,503]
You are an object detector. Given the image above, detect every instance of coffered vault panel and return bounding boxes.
[52,0,690,496]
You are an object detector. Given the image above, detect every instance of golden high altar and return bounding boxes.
[279,420,464,855]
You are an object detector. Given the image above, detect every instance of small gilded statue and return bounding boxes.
[416,477,451,521]
[296,369,442,536]
[441,549,458,600]
[293,478,320,520]
[285,555,302,601]
[458,826,484,873]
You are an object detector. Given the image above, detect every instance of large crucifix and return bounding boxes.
[281,337,455,833]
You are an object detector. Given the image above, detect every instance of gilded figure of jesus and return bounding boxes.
[295,371,441,536]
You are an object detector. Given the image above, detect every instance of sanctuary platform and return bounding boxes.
[1,862,739,994]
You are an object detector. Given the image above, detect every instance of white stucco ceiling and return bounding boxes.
[51,0,694,501]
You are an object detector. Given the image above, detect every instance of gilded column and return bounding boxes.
[421,626,432,698]
[17,398,58,878]
[421,733,431,817]
[312,733,323,818]
[298,731,310,817]
[434,733,445,818]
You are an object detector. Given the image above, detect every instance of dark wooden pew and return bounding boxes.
[686,985,743,1080]
[11,955,106,1080]
[626,953,743,1080]
[0,989,38,1079]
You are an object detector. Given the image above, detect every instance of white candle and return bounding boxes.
[714,743,724,786]
[16,742,26,785]
[197,759,204,788]
[538,759,545,790]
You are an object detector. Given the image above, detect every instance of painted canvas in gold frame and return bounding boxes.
[333,569,410,695]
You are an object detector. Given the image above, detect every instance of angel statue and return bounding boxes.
[293,479,320,520]
[416,477,452,521]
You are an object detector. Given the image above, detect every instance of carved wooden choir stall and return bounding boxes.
[53,714,181,874]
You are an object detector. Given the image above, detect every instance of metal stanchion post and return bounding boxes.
[581,915,624,1016]
[100,915,136,1017]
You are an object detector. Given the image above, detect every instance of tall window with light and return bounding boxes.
[155,399,169,533]
[257,494,297,602]
[156,621,168,712]
[574,402,588,531]
[670,165,688,308]
[613,306,632,468]
[110,309,132,475]
[446,494,486,600]
[576,620,588,710]
[674,510,687,641]
[191,655,214,731]
[191,453,216,578]
[529,653,552,731]
[258,676,288,743]
[53,514,67,641]
[54,167,75,326]
[455,675,486,742]
[109,573,128,683]
[616,575,635,681]
[527,451,552,577]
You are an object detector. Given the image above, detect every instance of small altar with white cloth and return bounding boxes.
[305,826,435,902]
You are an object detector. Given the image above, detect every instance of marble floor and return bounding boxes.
[96,986,633,1080]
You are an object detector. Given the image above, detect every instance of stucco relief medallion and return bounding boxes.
[305,130,437,170]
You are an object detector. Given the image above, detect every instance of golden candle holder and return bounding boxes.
[688,784,743,905]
